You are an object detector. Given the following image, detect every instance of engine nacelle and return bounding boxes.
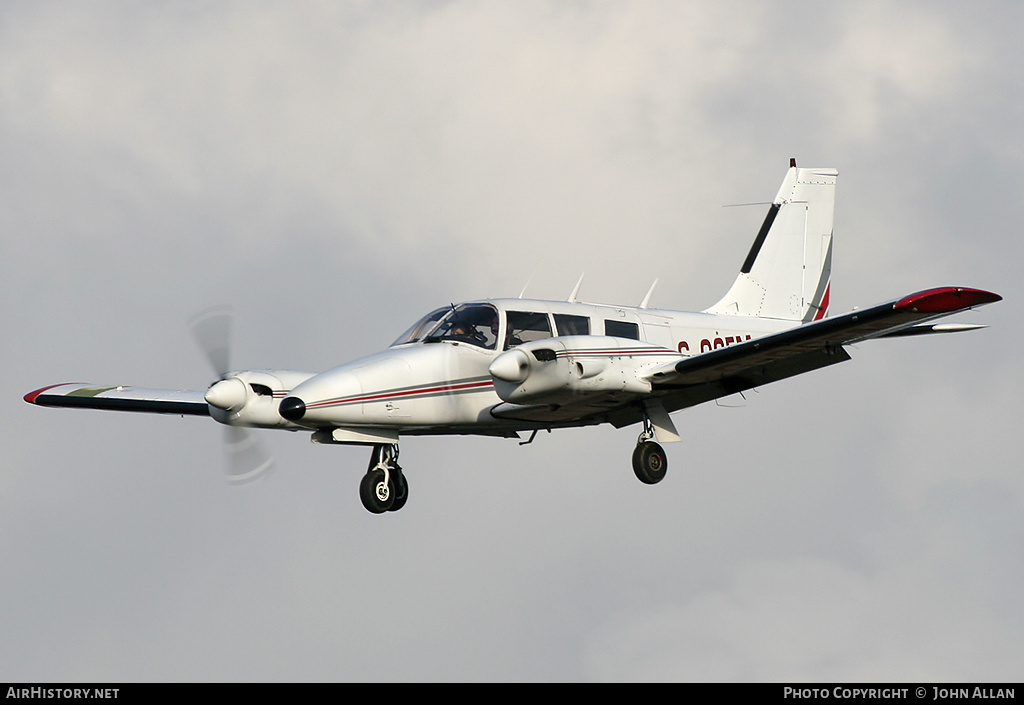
[207,369,315,428]
[488,336,674,405]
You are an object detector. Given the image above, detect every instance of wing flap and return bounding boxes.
[650,346,852,416]
[24,383,210,416]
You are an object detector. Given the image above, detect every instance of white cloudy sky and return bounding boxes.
[2,0,1021,682]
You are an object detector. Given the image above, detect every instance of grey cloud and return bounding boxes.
[2,0,1020,681]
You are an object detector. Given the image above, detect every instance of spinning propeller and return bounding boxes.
[189,307,275,483]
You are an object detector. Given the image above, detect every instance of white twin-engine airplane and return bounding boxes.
[25,161,1001,513]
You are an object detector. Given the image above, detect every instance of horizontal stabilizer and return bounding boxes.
[876,323,988,338]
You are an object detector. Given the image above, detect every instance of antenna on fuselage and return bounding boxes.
[639,278,659,309]
[567,273,585,303]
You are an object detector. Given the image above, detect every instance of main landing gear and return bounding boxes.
[359,444,409,514]
[355,420,667,511]
[632,417,668,485]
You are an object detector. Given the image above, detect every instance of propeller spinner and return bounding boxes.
[188,307,275,483]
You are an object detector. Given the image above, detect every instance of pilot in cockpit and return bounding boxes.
[440,306,500,349]
[449,322,472,339]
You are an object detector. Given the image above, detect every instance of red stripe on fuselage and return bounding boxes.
[308,380,494,409]
[555,348,674,357]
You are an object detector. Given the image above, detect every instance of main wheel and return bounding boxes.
[632,441,668,484]
[388,470,409,512]
[359,469,394,514]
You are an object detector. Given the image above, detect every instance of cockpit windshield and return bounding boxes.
[425,303,501,349]
[391,304,500,349]
[390,307,448,347]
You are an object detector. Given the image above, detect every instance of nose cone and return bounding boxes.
[279,396,306,421]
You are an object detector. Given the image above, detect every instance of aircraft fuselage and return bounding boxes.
[279,297,789,438]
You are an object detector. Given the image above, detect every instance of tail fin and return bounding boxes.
[705,161,837,322]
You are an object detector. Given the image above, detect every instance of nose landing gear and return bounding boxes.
[359,444,408,513]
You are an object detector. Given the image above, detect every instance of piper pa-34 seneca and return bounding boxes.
[25,161,1002,513]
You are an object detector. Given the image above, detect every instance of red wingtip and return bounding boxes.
[24,383,73,404]
[894,287,1002,313]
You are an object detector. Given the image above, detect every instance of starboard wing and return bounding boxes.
[643,286,1001,414]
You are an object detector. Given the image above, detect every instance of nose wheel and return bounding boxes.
[359,444,408,513]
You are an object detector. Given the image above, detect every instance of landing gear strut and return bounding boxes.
[359,444,408,513]
[632,417,668,485]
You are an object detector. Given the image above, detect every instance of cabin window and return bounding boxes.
[604,319,639,340]
[504,311,552,349]
[554,314,590,336]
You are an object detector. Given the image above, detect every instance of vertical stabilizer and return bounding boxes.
[706,163,837,321]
